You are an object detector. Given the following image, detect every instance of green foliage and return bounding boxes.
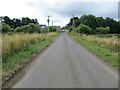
[66,14,119,34]
[49,26,57,32]
[15,23,41,33]
[1,23,14,33]
[96,17,106,27]
[41,28,47,33]
[1,16,39,29]
[96,27,110,34]
[76,24,92,34]
[67,17,79,27]
[79,15,97,30]
[105,17,118,33]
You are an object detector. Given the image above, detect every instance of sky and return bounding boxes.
[0,0,119,27]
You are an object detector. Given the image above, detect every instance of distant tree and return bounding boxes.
[74,19,81,27]
[49,26,57,32]
[34,19,39,24]
[76,24,92,34]
[41,28,47,33]
[96,17,106,27]
[67,17,79,27]
[96,27,110,34]
[66,14,119,34]
[15,23,41,33]
[1,23,14,33]
[2,16,12,26]
[105,17,118,33]
[79,15,97,30]
[0,16,4,22]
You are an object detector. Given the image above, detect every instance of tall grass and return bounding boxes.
[69,32,119,68]
[73,33,119,53]
[2,33,56,62]
[2,32,61,85]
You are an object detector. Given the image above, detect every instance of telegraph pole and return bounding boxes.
[47,16,52,32]
[52,21,53,26]
[72,14,75,31]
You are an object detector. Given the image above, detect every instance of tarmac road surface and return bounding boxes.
[13,31,118,88]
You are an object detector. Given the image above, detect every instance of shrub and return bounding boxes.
[15,23,41,33]
[49,26,57,32]
[41,28,47,33]
[1,23,14,33]
[76,24,92,34]
[96,27,110,34]
[75,27,80,33]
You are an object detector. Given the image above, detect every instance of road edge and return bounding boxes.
[2,33,62,88]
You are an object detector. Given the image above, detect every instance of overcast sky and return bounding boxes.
[0,0,119,27]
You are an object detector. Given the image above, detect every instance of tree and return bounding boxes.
[66,14,119,34]
[15,23,41,33]
[76,24,92,34]
[2,16,12,26]
[105,17,118,33]
[49,26,57,32]
[74,19,81,27]
[79,15,97,30]
[67,17,79,27]
[1,23,14,33]
[96,17,106,27]
[96,27,110,34]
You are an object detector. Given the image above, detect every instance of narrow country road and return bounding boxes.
[13,31,118,88]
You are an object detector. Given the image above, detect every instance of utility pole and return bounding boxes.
[72,14,75,31]
[47,16,52,32]
[52,21,53,26]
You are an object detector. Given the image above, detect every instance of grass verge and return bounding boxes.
[2,32,61,85]
[69,32,118,68]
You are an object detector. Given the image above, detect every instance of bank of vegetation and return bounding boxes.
[65,14,119,68]
[1,16,61,85]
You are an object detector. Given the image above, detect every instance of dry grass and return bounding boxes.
[69,32,118,68]
[74,33,119,53]
[2,33,56,62]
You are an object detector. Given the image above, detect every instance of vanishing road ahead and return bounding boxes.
[14,31,118,88]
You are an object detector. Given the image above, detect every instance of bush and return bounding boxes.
[75,27,80,33]
[41,28,47,33]
[15,23,41,33]
[96,27,110,34]
[49,26,57,32]
[76,24,92,34]
[1,23,14,33]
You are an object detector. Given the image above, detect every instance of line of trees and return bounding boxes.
[0,16,39,29]
[64,15,119,34]
[0,16,58,33]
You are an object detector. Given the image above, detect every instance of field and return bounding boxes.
[69,32,119,68]
[2,32,61,84]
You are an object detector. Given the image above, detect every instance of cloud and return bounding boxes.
[0,0,119,26]
[34,2,118,18]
